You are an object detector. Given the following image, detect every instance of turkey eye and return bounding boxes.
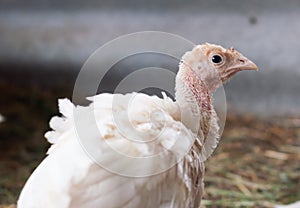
[211,55,223,64]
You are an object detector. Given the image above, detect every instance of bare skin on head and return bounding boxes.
[175,43,258,115]
[175,43,258,149]
[178,43,258,94]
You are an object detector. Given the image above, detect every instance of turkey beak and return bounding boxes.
[232,57,259,71]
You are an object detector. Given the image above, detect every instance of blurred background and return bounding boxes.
[0,0,299,207]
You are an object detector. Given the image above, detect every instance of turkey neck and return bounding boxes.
[175,61,213,140]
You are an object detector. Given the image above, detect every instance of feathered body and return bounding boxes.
[18,43,257,208]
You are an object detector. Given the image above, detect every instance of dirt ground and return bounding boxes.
[0,81,299,207]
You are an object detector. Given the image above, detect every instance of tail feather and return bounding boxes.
[59,98,74,118]
[45,98,75,144]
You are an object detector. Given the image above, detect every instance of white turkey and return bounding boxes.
[18,43,258,208]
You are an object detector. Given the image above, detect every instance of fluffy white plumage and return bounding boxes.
[18,94,206,208]
[18,43,258,208]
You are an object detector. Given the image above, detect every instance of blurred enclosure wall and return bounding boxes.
[1,0,300,115]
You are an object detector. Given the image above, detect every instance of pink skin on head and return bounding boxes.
[180,43,258,96]
[176,43,258,140]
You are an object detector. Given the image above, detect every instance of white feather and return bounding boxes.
[18,93,203,208]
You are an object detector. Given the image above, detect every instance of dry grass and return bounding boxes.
[0,82,299,207]
[203,115,300,207]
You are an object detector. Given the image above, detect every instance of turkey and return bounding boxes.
[18,43,258,208]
